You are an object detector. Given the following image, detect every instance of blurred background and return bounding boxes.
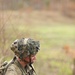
[0,0,75,75]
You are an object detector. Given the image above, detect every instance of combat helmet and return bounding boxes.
[10,38,40,59]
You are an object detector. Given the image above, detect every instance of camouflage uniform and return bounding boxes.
[5,38,40,75]
[5,59,35,75]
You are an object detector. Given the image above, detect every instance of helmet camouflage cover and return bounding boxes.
[11,38,40,59]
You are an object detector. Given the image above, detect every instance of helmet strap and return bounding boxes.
[29,62,37,75]
[29,55,37,75]
[20,55,37,75]
[29,55,32,64]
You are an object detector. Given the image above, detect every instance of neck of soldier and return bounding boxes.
[17,57,28,67]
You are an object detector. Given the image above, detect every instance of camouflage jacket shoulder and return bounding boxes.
[5,60,35,75]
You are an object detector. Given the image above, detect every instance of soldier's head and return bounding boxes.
[10,38,40,60]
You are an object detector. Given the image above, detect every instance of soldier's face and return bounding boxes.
[24,55,36,63]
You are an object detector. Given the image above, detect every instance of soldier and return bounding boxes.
[5,38,40,75]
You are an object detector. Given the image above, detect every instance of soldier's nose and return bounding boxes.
[31,56,36,60]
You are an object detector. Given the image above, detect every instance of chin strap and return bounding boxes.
[29,64,37,75]
[29,55,37,75]
[20,55,37,75]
